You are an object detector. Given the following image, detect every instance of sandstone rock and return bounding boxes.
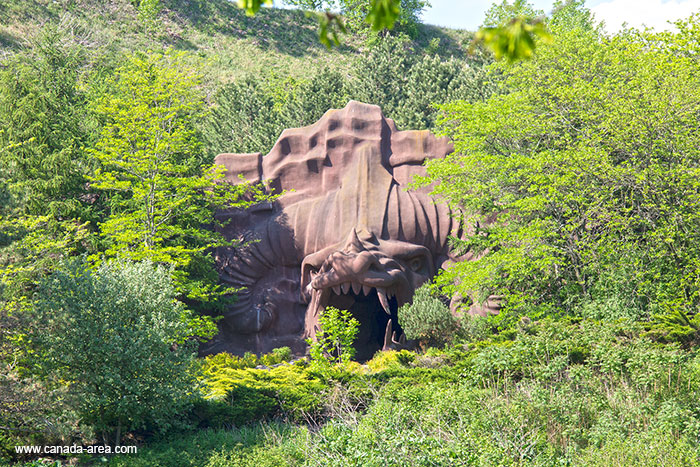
[205,101,495,360]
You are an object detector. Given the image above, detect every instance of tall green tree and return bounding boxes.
[0,25,97,288]
[90,50,269,309]
[420,3,700,323]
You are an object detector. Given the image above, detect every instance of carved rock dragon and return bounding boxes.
[204,101,494,360]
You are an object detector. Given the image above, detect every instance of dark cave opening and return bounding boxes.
[326,288,402,362]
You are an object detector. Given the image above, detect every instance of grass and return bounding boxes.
[0,0,474,85]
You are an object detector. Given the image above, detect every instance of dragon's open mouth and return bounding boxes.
[306,280,406,361]
[300,229,430,361]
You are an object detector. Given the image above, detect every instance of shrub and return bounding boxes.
[198,359,327,424]
[366,350,415,372]
[307,307,360,366]
[398,284,457,346]
[34,259,197,445]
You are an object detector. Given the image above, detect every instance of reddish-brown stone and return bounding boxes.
[204,101,495,360]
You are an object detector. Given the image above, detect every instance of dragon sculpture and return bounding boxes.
[204,101,495,360]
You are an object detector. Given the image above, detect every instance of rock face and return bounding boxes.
[205,101,485,360]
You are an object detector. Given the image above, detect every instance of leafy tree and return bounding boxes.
[35,260,197,445]
[89,50,268,309]
[420,4,700,323]
[307,306,359,365]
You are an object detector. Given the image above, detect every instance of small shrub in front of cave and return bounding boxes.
[398,284,458,347]
[307,306,360,366]
[196,357,327,426]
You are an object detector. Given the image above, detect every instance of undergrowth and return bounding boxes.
[78,318,700,466]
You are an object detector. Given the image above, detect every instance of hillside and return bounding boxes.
[0,0,475,83]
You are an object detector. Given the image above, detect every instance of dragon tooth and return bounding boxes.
[310,288,322,317]
[351,282,361,295]
[341,282,350,294]
[332,285,341,295]
[377,288,390,315]
[362,284,372,296]
[383,319,393,350]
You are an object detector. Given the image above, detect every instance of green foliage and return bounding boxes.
[0,25,94,221]
[475,17,552,63]
[199,347,293,372]
[308,307,360,366]
[476,1,552,63]
[351,34,492,130]
[299,319,700,466]
[202,43,487,158]
[0,25,103,461]
[34,260,198,444]
[278,0,545,60]
[202,68,349,156]
[398,284,457,346]
[365,349,415,372]
[573,433,700,466]
[89,50,268,308]
[104,425,306,467]
[70,318,700,465]
[0,25,98,313]
[198,357,326,424]
[645,306,700,346]
[482,0,544,28]
[281,0,428,37]
[420,5,700,323]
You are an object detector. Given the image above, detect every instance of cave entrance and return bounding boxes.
[326,287,402,362]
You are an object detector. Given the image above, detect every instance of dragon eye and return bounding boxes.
[409,257,423,272]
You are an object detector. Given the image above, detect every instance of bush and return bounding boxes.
[35,260,197,445]
[198,359,327,424]
[366,350,415,372]
[398,284,457,346]
[307,307,360,366]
